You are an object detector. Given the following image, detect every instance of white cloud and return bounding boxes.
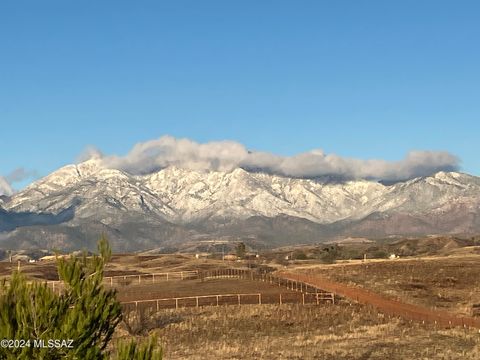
[5,168,38,183]
[76,145,104,163]
[0,168,38,196]
[80,135,460,182]
[0,176,13,196]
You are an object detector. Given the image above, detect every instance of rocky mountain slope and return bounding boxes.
[1,159,479,251]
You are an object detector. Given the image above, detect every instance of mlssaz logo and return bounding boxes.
[33,339,74,349]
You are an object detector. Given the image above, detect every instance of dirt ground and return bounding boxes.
[291,255,480,317]
[115,278,296,302]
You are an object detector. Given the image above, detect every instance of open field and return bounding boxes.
[293,254,480,317]
[116,278,296,302]
[0,254,234,280]
[3,250,480,358]
[116,303,480,360]
[4,252,480,319]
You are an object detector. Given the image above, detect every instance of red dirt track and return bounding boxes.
[279,271,480,329]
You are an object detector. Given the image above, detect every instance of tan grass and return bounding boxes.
[297,255,480,317]
[116,303,480,359]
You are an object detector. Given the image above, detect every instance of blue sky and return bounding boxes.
[1,1,479,189]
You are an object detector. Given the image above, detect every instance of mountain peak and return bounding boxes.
[2,162,480,251]
[76,158,104,176]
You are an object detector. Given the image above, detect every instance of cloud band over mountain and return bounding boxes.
[79,135,460,182]
[0,168,38,196]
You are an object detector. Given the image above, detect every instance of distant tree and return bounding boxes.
[235,242,246,259]
[319,245,339,264]
[320,251,336,264]
[292,250,307,260]
[371,249,388,259]
[0,235,162,360]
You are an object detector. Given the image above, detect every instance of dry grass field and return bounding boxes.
[4,251,480,358]
[294,255,480,317]
[117,303,480,359]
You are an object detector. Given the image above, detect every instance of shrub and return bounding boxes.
[292,250,308,260]
[0,235,161,359]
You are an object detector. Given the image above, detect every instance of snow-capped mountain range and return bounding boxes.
[1,159,480,251]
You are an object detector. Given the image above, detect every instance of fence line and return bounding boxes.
[202,268,335,304]
[121,291,335,312]
[31,270,199,291]
[7,265,480,329]
[38,268,336,301]
[103,270,198,287]
[9,268,337,304]
[279,271,480,329]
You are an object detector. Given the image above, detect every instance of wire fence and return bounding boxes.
[121,291,335,312]
[39,270,199,293]
[5,265,480,329]
[202,268,334,298]
[279,271,480,329]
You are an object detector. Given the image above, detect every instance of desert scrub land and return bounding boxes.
[298,255,480,317]
[118,303,480,360]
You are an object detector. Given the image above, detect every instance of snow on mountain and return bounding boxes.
[5,160,480,225]
[1,159,480,251]
[144,166,387,223]
[7,159,103,209]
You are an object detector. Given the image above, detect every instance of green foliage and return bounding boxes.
[319,251,337,264]
[0,235,161,359]
[235,242,246,259]
[292,250,307,260]
[370,249,388,259]
[113,336,162,360]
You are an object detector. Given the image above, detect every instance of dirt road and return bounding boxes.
[279,271,480,329]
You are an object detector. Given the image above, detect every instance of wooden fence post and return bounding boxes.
[302,293,305,305]
[279,294,282,305]
[216,295,219,306]
[196,297,199,307]
[175,298,178,309]
[238,294,241,305]
[156,300,159,312]
[259,293,262,305]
